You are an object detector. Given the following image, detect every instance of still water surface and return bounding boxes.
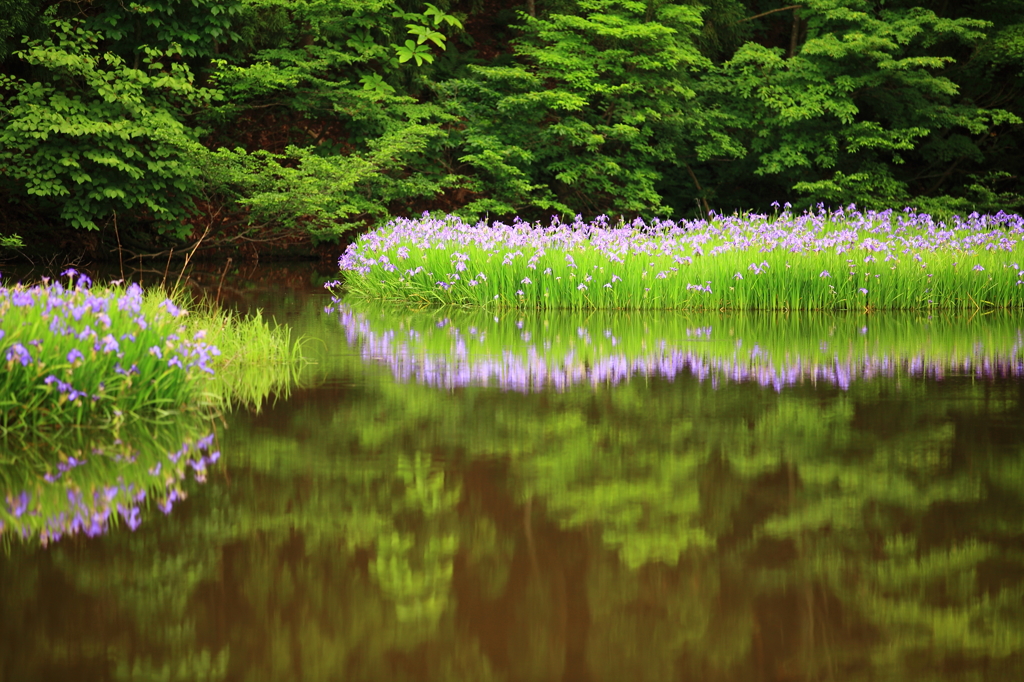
[2,266,1024,681]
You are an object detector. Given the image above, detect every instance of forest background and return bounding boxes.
[0,0,1022,261]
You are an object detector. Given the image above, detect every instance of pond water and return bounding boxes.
[2,264,1024,681]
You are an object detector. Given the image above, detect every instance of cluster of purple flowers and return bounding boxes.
[334,207,1024,309]
[42,374,93,403]
[0,270,221,426]
[341,208,1024,271]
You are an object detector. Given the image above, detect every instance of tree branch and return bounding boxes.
[684,164,711,217]
[735,5,803,24]
[788,7,802,58]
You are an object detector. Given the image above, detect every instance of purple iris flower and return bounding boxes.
[5,343,33,366]
[160,299,185,317]
[99,334,119,354]
[11,290,33,307]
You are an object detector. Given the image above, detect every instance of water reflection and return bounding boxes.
[329,300,1024,391]
[1,292,1023,681]
[1,420,218,546]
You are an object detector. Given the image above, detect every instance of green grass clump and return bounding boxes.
[1,272,305,442]
[1,273,219,440]
[332,208,1024,310]
[180,301,307,410]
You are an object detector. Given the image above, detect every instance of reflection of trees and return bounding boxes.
[1,302,1023,680]
[718,378,1024,681]
[236,369,1024,678]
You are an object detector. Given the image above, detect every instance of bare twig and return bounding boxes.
[113,211,125,283]
[175,222,212,293]
[735,4,803,24]
[216,257,233,305]
[684,163,712,217]
[162,249,174,289]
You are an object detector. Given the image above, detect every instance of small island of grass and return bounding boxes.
[330,206,1024,311]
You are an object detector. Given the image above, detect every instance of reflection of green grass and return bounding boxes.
[0,417,214,548]
[333,298,1024,389]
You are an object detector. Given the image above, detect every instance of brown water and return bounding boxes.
[2,267,1024,681]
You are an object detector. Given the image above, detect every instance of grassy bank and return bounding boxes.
[1,271,301,434]
[1,271,221,438]
[331,207,1024,310]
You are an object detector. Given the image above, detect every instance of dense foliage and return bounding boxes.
[1,0,1023,256]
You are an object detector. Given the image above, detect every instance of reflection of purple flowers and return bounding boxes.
[7,491,30,517]
[43,456,85,483]
[118,503,142,531]
[2,431,219,547]
[332,304,1024,394]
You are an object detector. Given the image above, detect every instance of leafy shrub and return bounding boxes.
[0,19,214,236]
[450,0,725,219]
